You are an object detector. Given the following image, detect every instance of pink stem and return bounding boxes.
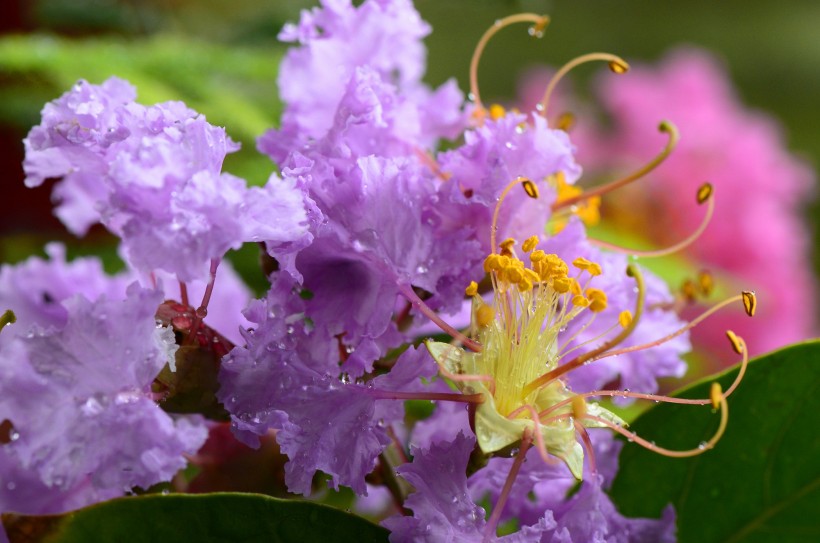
[397,283,482,352]
[179,281,189,307]
[483,430,533,541]
[368,390,484,404]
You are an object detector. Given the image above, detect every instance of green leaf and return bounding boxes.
[610,341,820,543]
[3,493,389,543]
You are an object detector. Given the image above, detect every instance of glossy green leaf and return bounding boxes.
[611,341,820,542]
[3,493,389,543]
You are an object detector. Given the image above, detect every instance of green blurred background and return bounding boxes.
[2,0,818,292]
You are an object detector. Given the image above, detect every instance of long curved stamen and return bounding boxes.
[491,176,539,256]
[185,258,221,345]
[540,53,629,118]
[552,121,680,211]
[397,283,482,352]
[590,183,715,257]
[540,331,748,422]
[522,265,645,397]
[470,14,550,115]
[583,382,729,458]
[558,319,623,360]
[594,292,754,363]
[483,428,534,542]
[368,390,484,404]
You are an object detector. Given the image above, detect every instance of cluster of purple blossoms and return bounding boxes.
[2,1,761,541]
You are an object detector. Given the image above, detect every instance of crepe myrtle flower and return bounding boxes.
[259,0,465,163]
[378,14,757,537]
[23,77,308,284]
[0,285,206,517]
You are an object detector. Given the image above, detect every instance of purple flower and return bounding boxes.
[0,284,206,515]
[260,0,464,162]
[544,475,676,543]
[23,78,308,282]
[0,243,130,333]
[385,432,674,542]
[383,432,557,543]
[435,111,582,254]
[467,431,622,528]
[218,272,438,495]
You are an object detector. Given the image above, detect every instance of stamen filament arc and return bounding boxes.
[470,14,550,114]
[552,121,680,211]
[590,182,715,258]
[540,53,629,117]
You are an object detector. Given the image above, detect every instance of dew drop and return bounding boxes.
[9,430,20,442]
[698,441,708,450]
[195,307,208,318]
[467,92,476,102]
[415,265,428,274]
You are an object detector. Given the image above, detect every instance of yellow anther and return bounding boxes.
[518,279,533,292]
[588,262,603,276]
[681,279,698,302]
[710,382,724,410]
[523,268,540,285]
[553,277,572,294]
[465,281,479,297]
[497,255,511,269]
[483,254,501,273]
[476,303,495,328]
[521,178,539,199]
[572,257,591,270]
[696,183,714,205]
[618,310,633,328]
[570,278,582,296]
[505,266,524,284]
[608,59,630,74]
[585,288,607,312]
[556,112,575,132]
[489,103,506,120]
[726,330,743,355]
[741,291,756,317]
[698,270,714,296]
[530,249,546,262]
[522,235,540,253]
[499,238,516,252]
[572,295,590,308]
[571,395,587,419]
